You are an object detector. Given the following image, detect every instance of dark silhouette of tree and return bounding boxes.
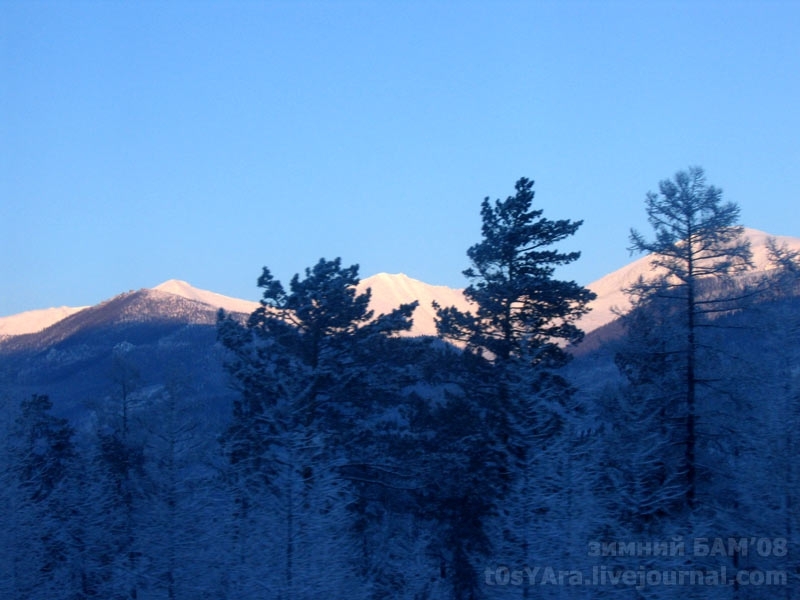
[218,257,417,597]
[624,165,753,510]
[436,177,594,364]
[13,394,75,502]
[1,395,80,598]
[434,177,595,598]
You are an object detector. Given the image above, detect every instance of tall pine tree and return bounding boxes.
[218,257,417,598]
[434,177,595,598]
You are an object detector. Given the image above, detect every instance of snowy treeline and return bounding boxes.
[1,172,798,599]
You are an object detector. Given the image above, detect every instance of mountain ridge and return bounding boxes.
[2,228,797,341]
[0,306,90,338]
[576,227,800,334]
[0,288,223,354]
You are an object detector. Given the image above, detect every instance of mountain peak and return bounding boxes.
[151,280,259,315]
[153,279,196,295]
[361,272,465,292]
[358,272,472,336]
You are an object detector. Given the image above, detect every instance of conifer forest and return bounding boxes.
[1,169,798,599]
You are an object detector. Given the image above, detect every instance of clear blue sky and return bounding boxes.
[2,1,798,316]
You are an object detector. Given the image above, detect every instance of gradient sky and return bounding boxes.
[2,1,798,316]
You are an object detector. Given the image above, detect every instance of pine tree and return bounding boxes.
[436,177,594,363]
[434,177,595,598]
[218,257,417,598]
[435,178,595,458]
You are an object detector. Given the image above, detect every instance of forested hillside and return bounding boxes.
[1,172,798,599]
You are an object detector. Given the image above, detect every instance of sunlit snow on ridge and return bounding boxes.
[2,229,797,340]
[0,306,89,337]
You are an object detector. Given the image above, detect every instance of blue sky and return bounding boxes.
[2,1,798,316]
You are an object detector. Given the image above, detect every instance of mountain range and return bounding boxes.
[0,228,797,419]
[2,230,796,600]
[1,228,797,341]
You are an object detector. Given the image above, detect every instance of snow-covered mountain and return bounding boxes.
[0,288,224,353]
[0,274,472,344]
[1,229,797,343]
[153,274,472,337]
[357,273,472,336]
[153,279,260,316]
[0,306,88,338]
[576,228,800,334]
[147,228,800,338]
